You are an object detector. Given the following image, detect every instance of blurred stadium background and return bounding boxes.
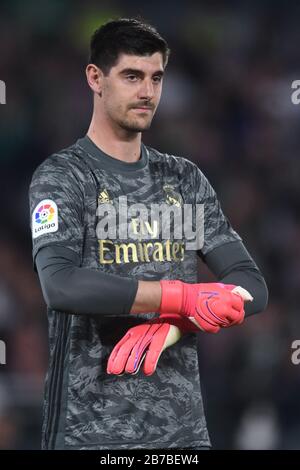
[1,0,300,449]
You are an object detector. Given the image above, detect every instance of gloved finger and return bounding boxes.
[231,286,253,302]
[107,330,134,374]
[107,325,151,374]
[222,284,236,291]
[229,293,244,312]
[160,313,201,333]
[143,324,181,375]
[125,323,163,374]
[237,308,245,324]
[223,307,245,326]
[129,351,148,375]
[202,300,231,327]
[189,315,221,333]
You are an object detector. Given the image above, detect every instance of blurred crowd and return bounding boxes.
[0,0,300,449]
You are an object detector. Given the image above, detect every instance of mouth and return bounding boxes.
[131,106,153,112]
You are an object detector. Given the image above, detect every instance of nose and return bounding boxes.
[138,78,154,101]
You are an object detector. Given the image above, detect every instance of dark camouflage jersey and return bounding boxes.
[29,135,241,450]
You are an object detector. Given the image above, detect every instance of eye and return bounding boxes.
[126,75,138,82]
[153,75,163,83]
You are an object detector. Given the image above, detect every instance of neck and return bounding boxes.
[87,111,142,164]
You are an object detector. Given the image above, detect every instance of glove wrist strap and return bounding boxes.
[159,280,184,314]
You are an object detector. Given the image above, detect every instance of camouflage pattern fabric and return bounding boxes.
[29,136,241,449]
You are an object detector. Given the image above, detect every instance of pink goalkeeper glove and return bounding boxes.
[107,313,199,376]
[159,281,253,333]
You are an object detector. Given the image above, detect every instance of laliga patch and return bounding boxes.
[32,199,58,239]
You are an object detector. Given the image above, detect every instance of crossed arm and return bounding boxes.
[35,240,268,317]
[35,240,268,375]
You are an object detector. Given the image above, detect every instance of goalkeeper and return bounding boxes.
[29,18,268,450]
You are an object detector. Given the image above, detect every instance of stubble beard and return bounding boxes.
[119,117,152,132]
[118,108,154,133]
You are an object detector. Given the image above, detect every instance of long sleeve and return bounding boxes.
[202,241,268,316]
[35,245,138,316]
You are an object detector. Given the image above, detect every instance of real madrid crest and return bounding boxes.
[163,185,182,208]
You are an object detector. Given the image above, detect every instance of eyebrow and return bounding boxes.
[119,68,164,78]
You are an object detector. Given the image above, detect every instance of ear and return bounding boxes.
[86,64,104,95]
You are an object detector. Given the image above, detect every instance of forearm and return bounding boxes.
[36,245,138,315]
[36,245,162,316]
[130,281,162,313]
[220,269,268,316]
[36,241,267,319]
[203,241,269,317]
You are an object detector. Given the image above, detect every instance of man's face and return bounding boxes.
[100,52,164,132]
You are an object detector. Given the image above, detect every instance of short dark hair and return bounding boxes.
[89,18,170,75]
